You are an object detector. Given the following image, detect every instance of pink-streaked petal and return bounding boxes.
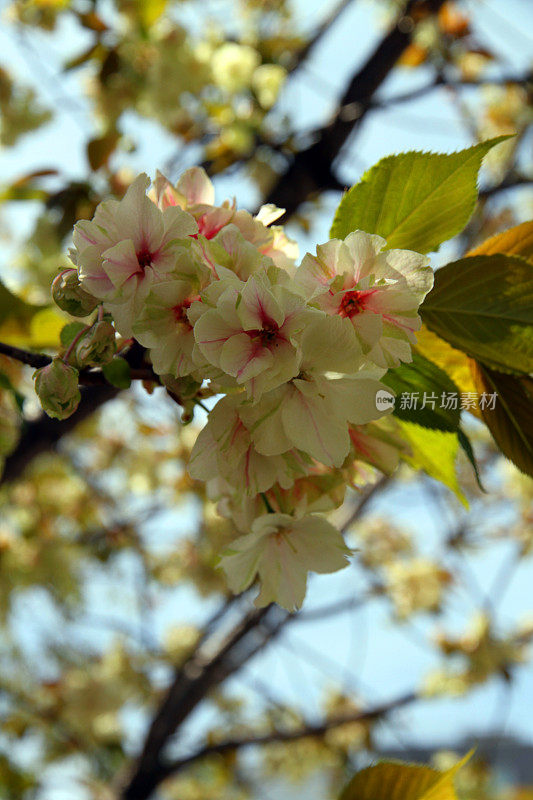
[219,334,274,381]
[176,167,215,206]
[282,381,350,468]
[194,310,240,365]
[162,205,198,239]
[152,170,182,209]
[101,240,141,289]
[239,278,284,329]
[115,174,164,252]
[344,231,387,281]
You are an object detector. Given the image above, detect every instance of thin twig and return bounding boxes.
[159,691,417,779]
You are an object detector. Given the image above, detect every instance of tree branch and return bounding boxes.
[479,173,533,199]
[0,343,154,486]
[371,70,532,110]
[0,340,160,384]
[120,603,289,800]
[264,0,448,217]
[159,690,417,780]
[118,474,388,799]
[0,341,50,369]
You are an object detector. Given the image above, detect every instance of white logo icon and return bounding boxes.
[375,389,395,411]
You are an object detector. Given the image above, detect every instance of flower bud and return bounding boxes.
[33,358,81,420]
[75,321,116,367]
[162,375,202,424]
[52,269,99,317]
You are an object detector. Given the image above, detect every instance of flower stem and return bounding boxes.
[260,493,274,513]
[63,325,90,364]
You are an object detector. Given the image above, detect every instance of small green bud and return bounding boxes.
[33,358,81,420]
[75,321,116,367]
[162,375,202,401]
[162,375,202,423]
[52,269,99,317]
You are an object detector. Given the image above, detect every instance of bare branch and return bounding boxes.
[372,70,532,110]
[479,173,533,199]
[120,604,289,800]
[0,341,50,369]
[0,341,160,384]
[159,691,417,780]
[287,0,355,72]
[264,0,448,217]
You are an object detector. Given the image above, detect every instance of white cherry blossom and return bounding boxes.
[296,230,433,368]
[72,173,197,336]
[219,513,352,610]
[193,271,314,400]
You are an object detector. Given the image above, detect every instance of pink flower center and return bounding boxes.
[136,248,153,270]
[190,214,227,241]
[338,289,366,318]
[246,318,281,347]
[172,298,194,329]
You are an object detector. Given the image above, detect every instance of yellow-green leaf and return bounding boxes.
[468,220,533,263]
[28,307,67,348]
[420,254,533,374]
[0,281,65,349]
[340,751,472,800]
[415,325,477,397]
[330,137,510,252]
[138,0,167,27]
[398,420,467,506]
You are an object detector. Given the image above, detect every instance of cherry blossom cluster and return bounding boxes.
[44,168,433,610]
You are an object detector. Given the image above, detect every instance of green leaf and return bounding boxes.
[382,350,460,431]
[420,254,533,374]
[102,357,131,389]
[60,322,87,347]
[468,219,533,263]
[470,362,533,477]
[415,324,478,398]
[398,420,467,506]
[339,751,472,800]
[330,137,510,252]
[457,428,485,492]
[0,280,43,345]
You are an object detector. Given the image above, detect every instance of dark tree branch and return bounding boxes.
[118,476,389,800]
[158,690,417,780]
[479,173,533,199]
[0,343,154,486]
[371,70,533,110]
[0,342,51,369]
[120,604,289,800]
[264,0,448,217]
[0,341,160,383]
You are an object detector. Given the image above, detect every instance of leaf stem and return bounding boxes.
[260,493,275,513]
